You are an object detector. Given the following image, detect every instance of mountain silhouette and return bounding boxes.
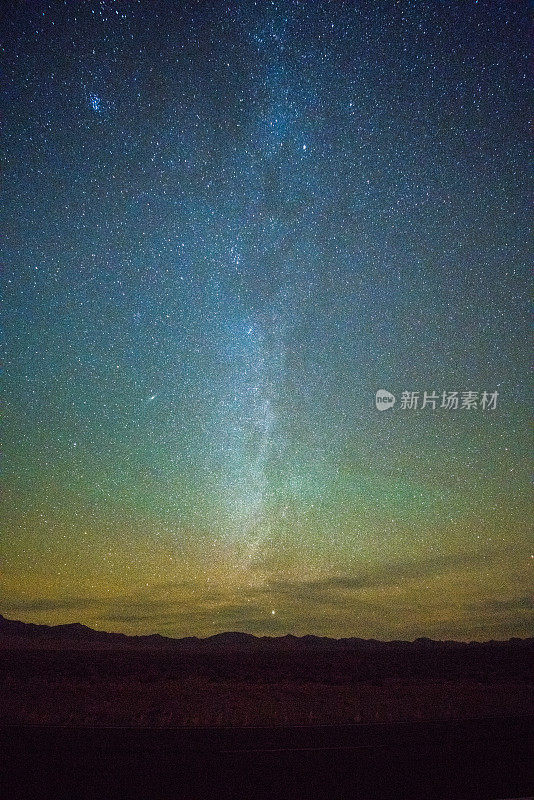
[1,614,531,651]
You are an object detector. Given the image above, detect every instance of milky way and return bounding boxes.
[2,0,531,639]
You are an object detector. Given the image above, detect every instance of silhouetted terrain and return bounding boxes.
[1,614,532,727]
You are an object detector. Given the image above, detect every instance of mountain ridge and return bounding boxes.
[1,614,531,650]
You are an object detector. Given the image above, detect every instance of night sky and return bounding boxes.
[3,0,531,640]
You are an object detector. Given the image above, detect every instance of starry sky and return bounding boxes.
[3,0,532,640]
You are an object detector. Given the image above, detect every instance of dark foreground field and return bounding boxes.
[1,716,533,800]
[2,638,533,726]
[1,622,532,798]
